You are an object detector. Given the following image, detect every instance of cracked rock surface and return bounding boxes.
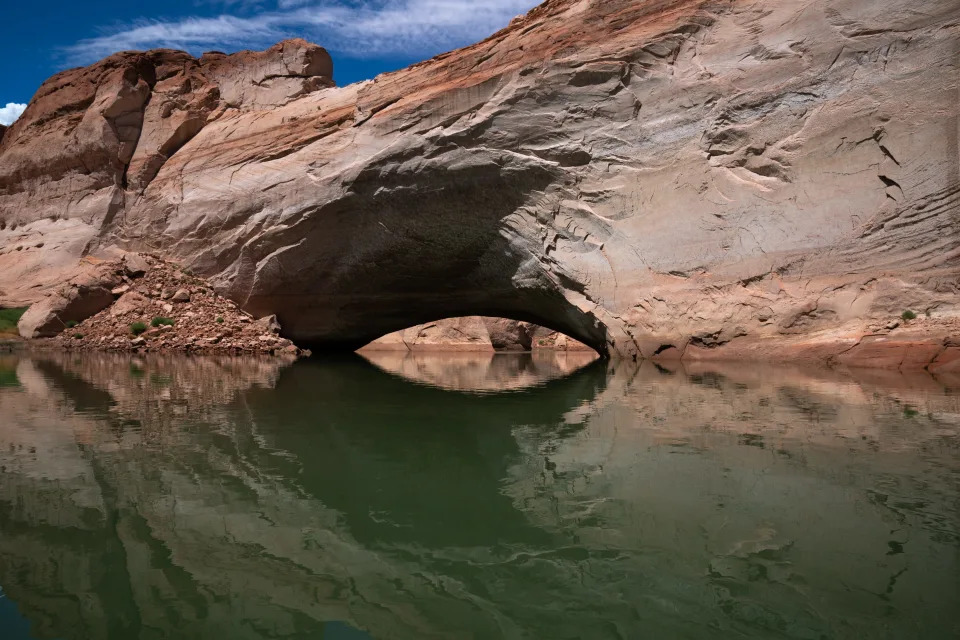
[1,0,958,363]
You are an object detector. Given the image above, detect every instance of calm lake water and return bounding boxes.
[0,351,957,639]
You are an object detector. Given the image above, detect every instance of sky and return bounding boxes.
[0,0,541,126]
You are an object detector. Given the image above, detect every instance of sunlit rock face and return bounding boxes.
[0,40,332,308]
[359,316,594,353]
[1,0,959,358]
[363,316,500,353]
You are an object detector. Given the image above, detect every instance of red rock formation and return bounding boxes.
[1,0,958,366]
[0,40,332,307]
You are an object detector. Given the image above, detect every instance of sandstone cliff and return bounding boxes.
[1,0,959,363]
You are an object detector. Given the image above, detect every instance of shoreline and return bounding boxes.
[5,326,958,375]
[5,253,956,369]
[645,323,960,374]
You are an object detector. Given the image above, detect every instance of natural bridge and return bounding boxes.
[1,0,958,363]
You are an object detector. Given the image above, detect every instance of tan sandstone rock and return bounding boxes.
[483,318,535,351]
[1,0,958,364]
[402,317,494,352]
[17,261,123,338]
[362,316,544,352]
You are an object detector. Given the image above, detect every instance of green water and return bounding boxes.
[0,351,957,639]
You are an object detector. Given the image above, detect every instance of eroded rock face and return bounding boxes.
[17,259,123,338]
[364,316,495,352]
[0,39,332,307]
[1,0,959,360]
[361,316,542,352]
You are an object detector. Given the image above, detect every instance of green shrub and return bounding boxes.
[130,321,148,335]
[901,310,917,321]
[0,307,27,333]
[151,317,175,327]
[73,333,84,340]
[215,317,224,324]
[65,320,79,329]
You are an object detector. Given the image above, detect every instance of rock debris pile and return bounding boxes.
[47,254,305,356]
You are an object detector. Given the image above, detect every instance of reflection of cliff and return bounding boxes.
[503,362,960,638]
[0,354,318,640]
[0,354,609,639]
[0,355,957,639]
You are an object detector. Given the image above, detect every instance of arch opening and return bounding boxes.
[357,315,600,356]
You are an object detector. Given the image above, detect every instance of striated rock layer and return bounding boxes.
[1,0,959,362]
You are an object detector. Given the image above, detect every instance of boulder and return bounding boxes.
[483,318,533,351]
[254,314,282,335]
[122,253,152,278]
[110,292,149,317]
[17,263,122,338]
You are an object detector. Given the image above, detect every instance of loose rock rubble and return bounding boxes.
[49,254,306,356]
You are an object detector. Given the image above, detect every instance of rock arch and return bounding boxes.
[2,0,958,363]
[222,153,622,356]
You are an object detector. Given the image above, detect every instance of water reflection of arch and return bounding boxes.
[0,353,610,640]
[237,354,608,547]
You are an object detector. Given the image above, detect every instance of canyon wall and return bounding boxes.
[1,0,958,360]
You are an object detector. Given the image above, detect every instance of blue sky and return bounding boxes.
[1,0,540,125]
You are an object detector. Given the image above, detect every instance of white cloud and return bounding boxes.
[68,15,283,60]
[65,0,539,64]
[0,102,27,126]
